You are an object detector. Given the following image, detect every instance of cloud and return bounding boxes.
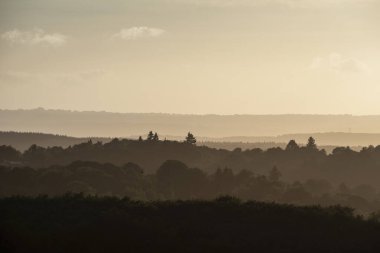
[309,53,369,74]
[1,28,67,46]
[112,27,165,40]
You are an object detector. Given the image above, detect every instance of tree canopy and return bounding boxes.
[185,132,196,145]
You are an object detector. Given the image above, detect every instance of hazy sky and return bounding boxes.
[0,0,379,114]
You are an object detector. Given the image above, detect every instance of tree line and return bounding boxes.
[1,135,380,189]
[138,131,196,144]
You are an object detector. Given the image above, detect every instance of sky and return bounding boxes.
[0,0,379,115]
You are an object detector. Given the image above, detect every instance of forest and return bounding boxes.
[1,134,380,187]
[1,159,380,214]
[1,134,380,214]
[2,133,380,252]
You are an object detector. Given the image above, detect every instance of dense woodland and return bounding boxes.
[1,133,380,187]
[1,195,380,253]
[1,134,380,213]
[1,159,380,213]
[2,133,380,251]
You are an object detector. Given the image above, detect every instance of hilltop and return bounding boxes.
[2,109,380,147]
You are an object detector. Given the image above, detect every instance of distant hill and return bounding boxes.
[1,131,289,151]
[3,109,380,143]
[201,141,361,154]
[204,132,380,147]
[0,132,110,151]
[0,131,369,152]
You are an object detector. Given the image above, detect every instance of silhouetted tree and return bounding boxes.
[0,145,21,162]
[156,160,206,198]
[153,132,159,141]
[138,136,143,142]
[286,140,299,151]
[185,132,196,145]
[306,137,317,150]
[147,131,154,141]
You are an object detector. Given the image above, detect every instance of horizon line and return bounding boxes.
[2,107,380,117]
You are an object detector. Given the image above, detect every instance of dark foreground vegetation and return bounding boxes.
[1,195,380,253]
